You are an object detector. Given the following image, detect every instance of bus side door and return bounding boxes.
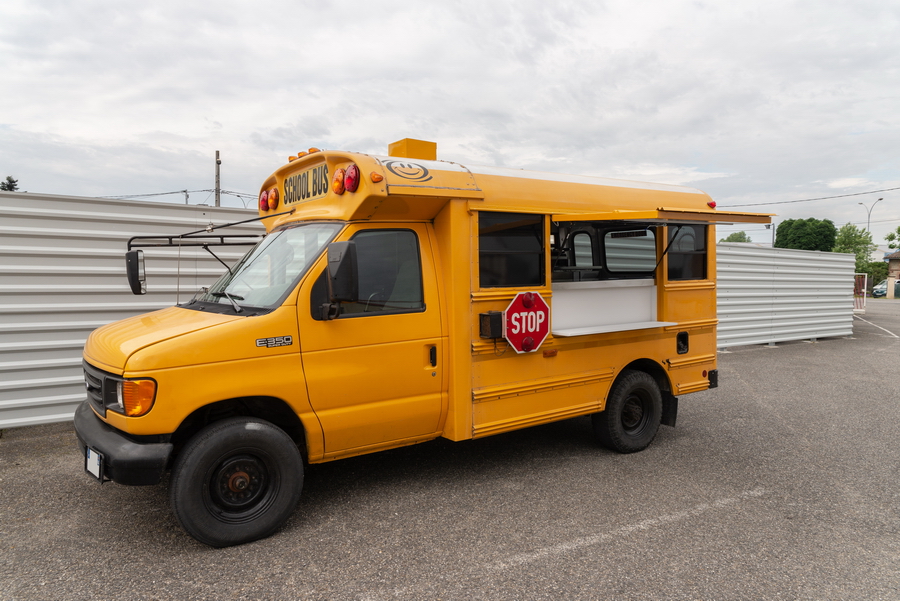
[298,224,444,456]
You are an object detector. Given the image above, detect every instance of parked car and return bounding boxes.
[872,279,900,298]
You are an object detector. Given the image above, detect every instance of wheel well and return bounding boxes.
[618,359,678,427]
[170,397,307,462]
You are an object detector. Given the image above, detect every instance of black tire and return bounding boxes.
[593,370,662,453]
[170,417,303,547]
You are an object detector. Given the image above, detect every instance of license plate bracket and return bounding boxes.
[84,446,105,483]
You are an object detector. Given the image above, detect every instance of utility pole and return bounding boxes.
[215,151,221,207]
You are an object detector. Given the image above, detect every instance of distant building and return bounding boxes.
[886,250,900,280]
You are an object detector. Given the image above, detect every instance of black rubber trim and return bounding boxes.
[74,401,173,486]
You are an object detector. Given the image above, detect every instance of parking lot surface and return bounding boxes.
[2,300,899,600]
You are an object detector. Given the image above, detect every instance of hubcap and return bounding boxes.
[211,455,268,512]
[621,393,648,433]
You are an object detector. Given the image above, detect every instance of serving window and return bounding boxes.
[551,222,657,283]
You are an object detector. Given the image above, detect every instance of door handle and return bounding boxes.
[429,346,437,367]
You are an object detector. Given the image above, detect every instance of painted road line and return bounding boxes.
[853,315,900,339]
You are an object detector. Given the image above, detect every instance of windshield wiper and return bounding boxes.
[210,291,244,313]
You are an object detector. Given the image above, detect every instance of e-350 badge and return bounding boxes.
[256,336,293,348]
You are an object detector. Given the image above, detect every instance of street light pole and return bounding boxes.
[859,197,882,231]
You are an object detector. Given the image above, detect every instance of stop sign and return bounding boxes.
[503,292,550,353]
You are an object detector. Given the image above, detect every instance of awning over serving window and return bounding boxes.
[552,207,772,225]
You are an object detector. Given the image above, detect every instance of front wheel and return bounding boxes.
[170,417,304,547]
[593,370,662,453]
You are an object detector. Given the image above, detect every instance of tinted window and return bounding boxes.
[479,212,544,287]
[667,225,707,280]
[311,229,424,320]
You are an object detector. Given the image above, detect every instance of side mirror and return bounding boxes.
[125,250,146,295]
[325,241,358,303]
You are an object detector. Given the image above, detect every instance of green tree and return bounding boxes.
[885,226,900,250]
[833,223,876,272]
[864,260,888,288]
[0,176,18,191]
[719,231,751,243]
[774,218,836,252]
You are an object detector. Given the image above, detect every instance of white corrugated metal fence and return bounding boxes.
[0,192,261,428]
[716,243,855,348]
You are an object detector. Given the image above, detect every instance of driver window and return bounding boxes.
[311,229,424,320]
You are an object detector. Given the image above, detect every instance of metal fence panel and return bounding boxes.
[0,195,860,427]
[716,243,856,348]
[0,192,262,428]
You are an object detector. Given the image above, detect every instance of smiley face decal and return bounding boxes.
[383,160,433,183]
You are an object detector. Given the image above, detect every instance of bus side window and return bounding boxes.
[478,212,544,288]
[667,225,707,280]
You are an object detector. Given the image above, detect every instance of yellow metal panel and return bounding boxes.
[433,200,475,441]
[388,138,437,160]
[296,222,445,454]
[84,307,241,372]
[100,353,322,447]
[302,340,442,452]
[124,305,300,372]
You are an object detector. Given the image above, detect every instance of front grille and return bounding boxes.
[82,361,123,416]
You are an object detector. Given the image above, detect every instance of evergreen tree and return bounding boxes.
[0,176,18,191]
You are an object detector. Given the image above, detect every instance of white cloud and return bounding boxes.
[0,0,898,238]
[824,178,875,189]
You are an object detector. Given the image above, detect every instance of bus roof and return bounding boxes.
[256,142,771,230]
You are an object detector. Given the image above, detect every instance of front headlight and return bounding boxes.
[116,379,157,417]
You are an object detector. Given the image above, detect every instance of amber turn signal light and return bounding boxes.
[119,379,157,417]
[332,168,346,195]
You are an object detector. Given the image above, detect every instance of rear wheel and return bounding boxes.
[170,417,303,547]
[593,370,662,453]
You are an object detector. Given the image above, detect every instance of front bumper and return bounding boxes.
[73,401,173,486]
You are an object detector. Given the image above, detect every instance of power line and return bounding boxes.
[100,188,257,202]
[720,186,900,208]
[99,189,204,199]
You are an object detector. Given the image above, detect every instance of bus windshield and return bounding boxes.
[194,222,342,311]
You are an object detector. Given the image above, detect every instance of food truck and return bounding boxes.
[75,138,770,546]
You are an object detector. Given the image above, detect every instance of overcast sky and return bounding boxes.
[1,0,898,246]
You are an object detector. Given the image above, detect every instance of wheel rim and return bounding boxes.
[621,391,650,434]
[205,452,279,523]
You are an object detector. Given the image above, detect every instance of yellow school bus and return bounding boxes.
[75,138,769,547]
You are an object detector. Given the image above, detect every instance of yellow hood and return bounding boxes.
[84,306,241,373]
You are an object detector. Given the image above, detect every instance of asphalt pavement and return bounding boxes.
[2,300,899,600]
